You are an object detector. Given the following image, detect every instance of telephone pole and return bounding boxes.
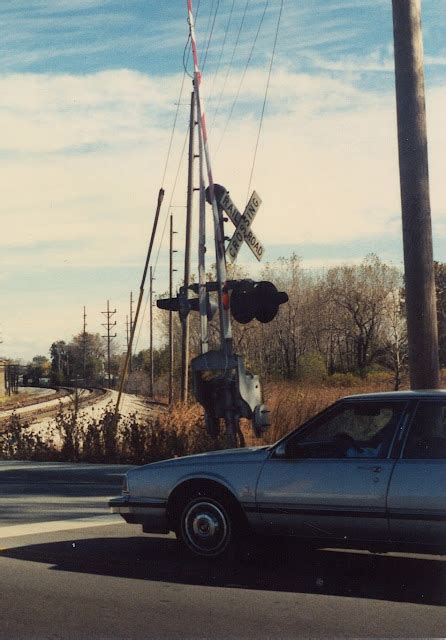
[101,300,117,389]
[129,291,134,374]
[181,91,195,403]
[82,306,87,386]
[149,266,154,398]
[392,0,440,389]
[169,215,177,405]
[114,188,164,420]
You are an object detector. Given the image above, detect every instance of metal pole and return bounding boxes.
[392,0,440,389]
[114,188,165,418]
[149,266,154,397]
[187,3,232,353]
[187,1,237,447]
[181,91,195,402]
[197,94,209,354]
[169,214,174,405]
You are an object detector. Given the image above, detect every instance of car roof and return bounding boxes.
[342,389,446,401]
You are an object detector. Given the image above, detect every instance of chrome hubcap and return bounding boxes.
[183,500,229,555]
[192,513,218,538]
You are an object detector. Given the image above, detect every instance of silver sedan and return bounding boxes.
[110,390,446,559]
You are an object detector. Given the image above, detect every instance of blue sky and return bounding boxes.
[0,0,445,361]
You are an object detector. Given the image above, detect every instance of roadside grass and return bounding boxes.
[1,370,444,463]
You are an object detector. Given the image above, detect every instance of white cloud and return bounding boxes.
[0,67,445,360]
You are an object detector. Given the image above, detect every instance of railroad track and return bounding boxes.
[0,387,111,428]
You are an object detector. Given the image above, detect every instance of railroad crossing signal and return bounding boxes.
[157,287,218,322]
[230,280,289,324]
[211,184,265,263]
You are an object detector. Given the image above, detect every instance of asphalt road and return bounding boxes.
[0,462,445,639]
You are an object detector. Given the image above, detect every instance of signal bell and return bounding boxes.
[230,279,288,324]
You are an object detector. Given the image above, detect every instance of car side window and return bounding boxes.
[286,402,405,459]
[402,402,446,459]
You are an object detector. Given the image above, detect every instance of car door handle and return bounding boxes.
[357,465,382,473]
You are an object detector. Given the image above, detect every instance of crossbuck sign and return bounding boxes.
[218,189,265,263]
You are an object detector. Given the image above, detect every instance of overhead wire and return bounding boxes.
[208,0,250,139]
[215,0,269,155]
[131,127,189,364]
[202,0,221,72]
[153,128,190,280]
[207,0,236,130]
[246,0,283,200]
[202,0,216,51]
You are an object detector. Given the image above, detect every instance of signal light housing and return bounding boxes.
[230,279,288,324]
[156,291,217,322]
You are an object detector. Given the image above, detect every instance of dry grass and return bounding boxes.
[165,369,446,448]
[262,378,391,443]
[2,370,444,463]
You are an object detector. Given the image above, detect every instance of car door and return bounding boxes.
[256,399,408,542]
[387,399,446,547]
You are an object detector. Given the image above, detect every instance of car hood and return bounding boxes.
[132,445,271,472]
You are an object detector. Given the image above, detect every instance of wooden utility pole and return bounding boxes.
[129,291,134,374]
[101,300,117,389]
[392,0,440,389]
[181,91,195,403]
[82,306,87,385]
[169,215,177,405]
[114,188,164,419]
[149,266,154,398]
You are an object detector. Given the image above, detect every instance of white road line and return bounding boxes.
[0,515,124,539]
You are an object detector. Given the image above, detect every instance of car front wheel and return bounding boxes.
[178,494,237,559]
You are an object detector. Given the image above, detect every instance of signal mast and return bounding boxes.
[156,1,288,447]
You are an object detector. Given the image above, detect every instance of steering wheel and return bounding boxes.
[333,432,363,454]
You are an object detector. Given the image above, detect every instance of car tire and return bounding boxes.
[177,491,242,560]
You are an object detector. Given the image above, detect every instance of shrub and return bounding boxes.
[297,353,327,383]
[0,372,403,463]
[0,413,56,461]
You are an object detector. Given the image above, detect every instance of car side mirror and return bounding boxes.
[275,442,288,458]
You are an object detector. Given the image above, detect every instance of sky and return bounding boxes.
[1,0,445,362]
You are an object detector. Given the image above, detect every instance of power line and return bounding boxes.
[130,127,188,365]
[208,0,236,133]
[202,0,221,72]
[246,0,283,200]
[153,128,189,280]
[216,0,269,155]
[208,0,250,138]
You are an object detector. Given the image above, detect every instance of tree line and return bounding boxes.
[25,255,446,393]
